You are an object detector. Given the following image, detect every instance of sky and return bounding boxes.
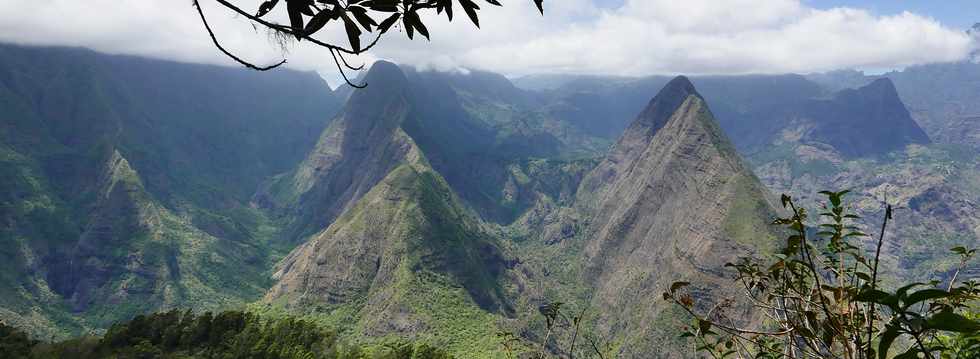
[0,0,977,86]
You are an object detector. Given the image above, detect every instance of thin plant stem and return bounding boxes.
[866,205,891,358]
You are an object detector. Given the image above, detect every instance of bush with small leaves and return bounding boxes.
[665,190,980,359]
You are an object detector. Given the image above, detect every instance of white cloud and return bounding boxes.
[0,0,974,81]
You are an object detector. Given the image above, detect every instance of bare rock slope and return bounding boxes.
[575,76,779,355]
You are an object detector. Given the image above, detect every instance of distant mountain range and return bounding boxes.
[1,43,977,357]
[520,73,930,157]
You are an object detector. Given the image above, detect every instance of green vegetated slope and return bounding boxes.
[257,67,782,358]
[265,162,513,356]
[534,68,976,293]
[264,63,976,357]
[256,62,537,357]
[749,142,980,284]
[0,44,340,338]
[3,42,978,358]
[1,310,454,358]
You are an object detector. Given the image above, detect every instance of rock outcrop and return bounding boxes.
[263,63,515,351]
[575,76,779,355]
[261,61,420,242]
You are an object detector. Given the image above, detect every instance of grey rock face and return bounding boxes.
[575,76,778,355]
[265,61,420,242]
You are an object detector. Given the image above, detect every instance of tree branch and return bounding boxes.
[193,0,286,71]
[330,48,366,88]
[210,0,383,55]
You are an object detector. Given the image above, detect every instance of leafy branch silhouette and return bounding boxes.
[193,0,545,87]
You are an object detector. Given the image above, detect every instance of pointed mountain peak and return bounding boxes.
[629,75,704,135]
[267,162,510,323]
[660,75,700,100]
[342,61,410,111]
[262,61,420,242]
[815,76,929,157]
[363,60,405,84]
[859,77,899,96]
[573,74,777,355]
[833,77,899,101]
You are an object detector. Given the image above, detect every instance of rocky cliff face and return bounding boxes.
[47,149,154,312]
[260,61,420,242]
[575,76,778,354]
[265,160,511,336]
[262,72,784,357]
[262,63,519,354]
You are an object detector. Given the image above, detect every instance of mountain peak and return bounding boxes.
[832,77,900,102]
[662,75,699,98]
[360,60,407,88]
[859,77,899,96]
[262,60,419,241]
[812,76,929,157]
[629,75,703,135]
[574,73,776,353]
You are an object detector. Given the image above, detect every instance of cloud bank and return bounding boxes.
[0,0,974,81]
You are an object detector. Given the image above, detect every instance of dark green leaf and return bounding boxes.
[444,0,454,20]
[904,289,951,308]
[821,321,835,346]
[950,246,976,257]
[926,311,980,333]
[670,281,690,293]
[256,0,281,17]
[303,8,335,36]
[294,0,315,16]
[459,0,481,27]
[896,282,926,299]
[341,14,362,52]
[363,0,398,12]
[854,289,894,305]
[877,325,900,359]
[698,319,711,334]
[405,11,429,40]
[377,12,400,33]
[287,0,306,39]
[349,6,377,32]
[402,13,414,39]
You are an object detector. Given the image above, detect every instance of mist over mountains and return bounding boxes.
[1,43,978,357]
